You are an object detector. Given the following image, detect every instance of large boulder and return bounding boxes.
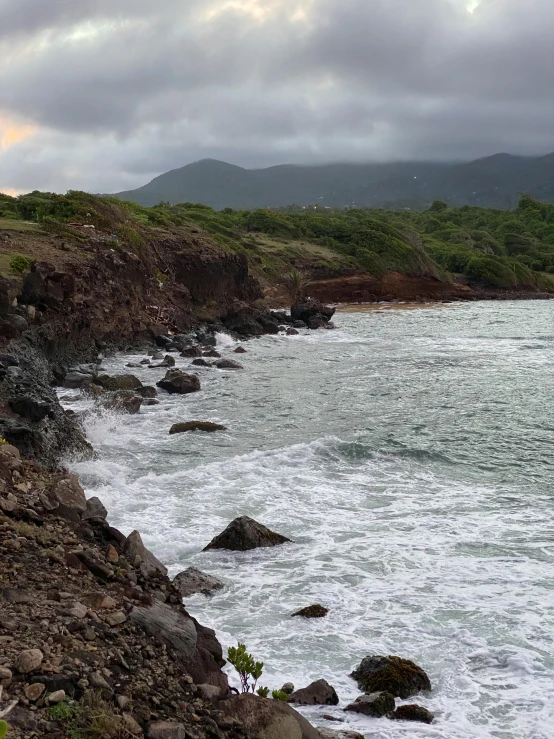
[98,390,142,414]
[220,693,322,739]
[292,604,328,618]
[96,374,143,391]
[157,369,201,394]
[350,655,431,699]
[123,531,168,576]
[48,476,87,519]
[214,359,243,370]
[9,396,53,422]
[169,421,226,434]
[173,567,225,597]
[203,516,291,552]
[291,297,335,324]
[129,601,197,662]
[344,691,395,717]
[288,679,339,706]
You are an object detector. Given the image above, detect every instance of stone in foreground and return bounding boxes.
[390,704,434,723]
[157,369,201,394]
[173,567,225,597]
[344,691,395,717]
[169,421,226,435]
[292,604,328,618]
[220,693,322,739]
[203,516,291,551]
[288,679,339,706]
[350,655,431,699]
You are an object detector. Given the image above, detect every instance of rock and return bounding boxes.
[197,683,223,701]
[24,682,45,701]
[31,673,80,697]
[130,601,197,662]
[48,476,87,517]
[83,593,117,610]
[203,516,291,551]
[117,695,131,710]
[350,655,431,699]
[173,567,225,597]
[69,602,88,619]
[157,369,201,395]
[164,355,176,366]
[214,359,243,370]
[0,667,13,683]
[286,328,300,335]
[180,346,203,357]
[154,335,172,349]
[234,346,246,353]
[90,671,111,690]
[169,421,226,435]
[47,689,66,704]
[137,386,158,398]
[307,315,328,330]
[281,682,295,695]
[191,358,213,367]
[344,691,395,717]
[82,496,108,522]
[123,531,168,576]
[16,648,43,674]
[220,693,322,739]
[291,297,335,324]
[122,713,143,735]
[9,396,52,422]
[98,390,142,414]
[292,604,328,618]
[6,313,28,332]
[143,398,160,406]
[146,721,187,739]
[105,611,127,627]
[96,374,143,391]
[106,544,119,563]
[318,731,364,739]
[63,371,94,389]
[390,704,434,724]
[289,679,339,706]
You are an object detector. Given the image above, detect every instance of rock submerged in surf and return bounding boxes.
[292,604,329,618]
[173,567,225,597]
[169,421,226,434]
[350,655,431,699]
[215,359,244,370]
[390,704,434,724]
[156,369,201,394]
[344,691,395,717]
[203,516,291,552]
[288,679,339,706]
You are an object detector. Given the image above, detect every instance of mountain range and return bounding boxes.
[113,153,554,210]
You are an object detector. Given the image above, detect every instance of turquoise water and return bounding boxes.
[67,300,554,738]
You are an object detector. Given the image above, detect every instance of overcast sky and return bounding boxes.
[1,0,552,194]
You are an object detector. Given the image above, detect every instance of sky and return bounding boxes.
[1,0,553,194]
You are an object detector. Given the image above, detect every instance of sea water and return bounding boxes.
[64,300,554,739]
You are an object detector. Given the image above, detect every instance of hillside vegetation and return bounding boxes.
[0,190,553,293]
[113,153,554,210]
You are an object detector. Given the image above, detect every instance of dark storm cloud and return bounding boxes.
[1,0,553,192]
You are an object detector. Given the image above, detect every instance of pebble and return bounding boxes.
[47,689,66,704]
[69,603,88,619]
[0,666,13,682]
[105,611,127,627]
[25,683,45,701]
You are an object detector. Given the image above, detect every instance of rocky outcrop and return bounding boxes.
[129,601,198,662]
[220,693,322,739]
[288,679,339,706]
[291,297,335,325]
[169,422,226,434]
[292,604,328,618]
[350,655,431,699]
[344,691,395,717]
[123,530,168,576]
[203,516,291,552]
[173,568,225,598]
[157,369,201,394]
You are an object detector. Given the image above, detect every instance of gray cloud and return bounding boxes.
[1,0,553,193]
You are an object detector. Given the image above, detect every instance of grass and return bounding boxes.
[0,218,41,232]
[48,692,128,739]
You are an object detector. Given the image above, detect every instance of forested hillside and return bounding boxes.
[0,190,552,294]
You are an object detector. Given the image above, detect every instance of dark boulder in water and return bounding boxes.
[157,369,201,394]
[350,655,431,699]
[390,704,434,724]
[286,328,299,335]
[137,385,157,399]
[98,390,142,414]
[96,373,143,391]
[291,297,335,325]
[169,422,226,434]
[203,350,221,358]
[215,359,243,370]
[203,516,290,552]
[181,346,203,357]
[288,679,339,706]
[344,692,395,717]
[192,358,213,367]
[292,604,328,618]
[173,567,225,597]
[233,346,247,353]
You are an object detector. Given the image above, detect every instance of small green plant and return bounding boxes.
[227,643,264,694]
[9,254,34,274]
[285,267,310,301]
[256,686,270,698]
[0,720,7,739]
[271,690,288,702]
[48,701,74,721]
[0,438,7,445]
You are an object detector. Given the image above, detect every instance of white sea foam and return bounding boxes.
[65,301,554,739]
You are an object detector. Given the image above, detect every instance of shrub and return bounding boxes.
[10,254,34,274]
[227,643,264,694]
